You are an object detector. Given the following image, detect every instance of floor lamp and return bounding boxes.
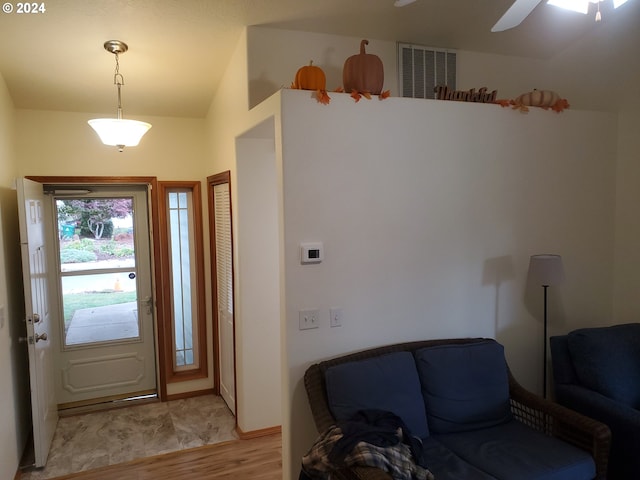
[528,254,565,398]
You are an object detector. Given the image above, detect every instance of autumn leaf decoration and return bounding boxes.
[316,90,331,105]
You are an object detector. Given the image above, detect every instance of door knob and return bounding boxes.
[35,333,48,342]
[33,313,41,323]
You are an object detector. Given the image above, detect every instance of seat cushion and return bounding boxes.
[567,323,640,408]
[414,341,512,434]
[324,351,429,438]
[421,436,498,480]
[433,420,595,480]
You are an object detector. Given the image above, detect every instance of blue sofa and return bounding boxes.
[551,323,640,479]
[304,338,610,480]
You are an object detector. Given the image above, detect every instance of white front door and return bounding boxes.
[46,186,157,406]
[17,178,58,467]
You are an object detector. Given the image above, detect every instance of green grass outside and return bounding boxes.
[63,291,137,327]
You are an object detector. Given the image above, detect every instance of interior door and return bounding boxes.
[211,176,236,414]
[48,186,157,406]
[17,178,58,467]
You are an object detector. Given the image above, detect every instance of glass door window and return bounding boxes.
[55,197,141,347]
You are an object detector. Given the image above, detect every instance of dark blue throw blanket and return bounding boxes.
[299,409,431,480]
[330,409,427,467]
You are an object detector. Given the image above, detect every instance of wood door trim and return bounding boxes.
[26,175,167,401]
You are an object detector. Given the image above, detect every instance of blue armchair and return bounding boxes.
[550,323,640,479]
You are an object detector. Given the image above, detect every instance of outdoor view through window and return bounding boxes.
[56,197,139,347]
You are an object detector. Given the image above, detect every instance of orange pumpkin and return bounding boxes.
[292,61,326,91]
[343,39,384,95]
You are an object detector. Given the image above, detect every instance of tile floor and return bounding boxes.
[21,394,237,480]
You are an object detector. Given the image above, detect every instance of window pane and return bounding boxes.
[57,198,135,272]
[167,189,198,370]
[61,272,139,346]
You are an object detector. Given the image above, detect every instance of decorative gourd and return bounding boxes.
[343,39,384,95]
[502,89,569,113]
[515,90,560,108]
[292,61,326,91]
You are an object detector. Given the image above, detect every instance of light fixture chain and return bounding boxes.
[113,52,125,86]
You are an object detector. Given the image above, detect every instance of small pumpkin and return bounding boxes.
[343,39,384,95]
[292,60,326,91]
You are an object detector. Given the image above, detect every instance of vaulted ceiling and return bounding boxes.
[0,0,637,117]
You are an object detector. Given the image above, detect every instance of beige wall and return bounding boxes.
[14,109,215,398]
[246,25,629,112]
[15,110,206,180]
[0,72,32,480]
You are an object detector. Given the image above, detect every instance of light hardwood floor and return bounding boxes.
[23,433,282,480]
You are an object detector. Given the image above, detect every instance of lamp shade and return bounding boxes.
[88,118,152,148]
[528,254,565,286]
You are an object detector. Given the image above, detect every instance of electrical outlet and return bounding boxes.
[299,309,320,330]
[330,308,343,328]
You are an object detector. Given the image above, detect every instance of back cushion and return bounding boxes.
[567,323,640,408]
[324,351,429,438]
[414,341,512,434]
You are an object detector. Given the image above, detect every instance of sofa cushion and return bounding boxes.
[414,341,512,434]
[324,351,429,438]
[421,436,498,480]
[434,420,595,480]
[567,323,640,408]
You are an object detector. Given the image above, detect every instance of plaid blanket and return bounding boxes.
[301,424,434,480]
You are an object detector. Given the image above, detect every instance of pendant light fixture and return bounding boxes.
[88,40,151,152]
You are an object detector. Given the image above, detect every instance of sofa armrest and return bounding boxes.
[508,372,611,480]
[556,384,640,430]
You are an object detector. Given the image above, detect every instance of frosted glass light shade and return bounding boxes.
[88,118,152,148]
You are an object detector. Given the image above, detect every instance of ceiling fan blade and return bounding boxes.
[491,0,544,32]
[394,0,417,6]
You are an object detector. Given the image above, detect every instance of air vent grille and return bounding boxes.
[398,43,456,100]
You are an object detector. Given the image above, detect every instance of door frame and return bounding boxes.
[27,176,168,401]
[207,171,236,413]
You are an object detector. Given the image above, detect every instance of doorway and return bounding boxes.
[208,171,236,415]
[45,185,157,407]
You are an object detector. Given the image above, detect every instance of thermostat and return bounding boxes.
[300,242,323,264]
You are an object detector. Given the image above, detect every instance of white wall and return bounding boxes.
[235,128,282,433]
[205,29,284,436]
[0,72,31,480]
[279,88,617,479]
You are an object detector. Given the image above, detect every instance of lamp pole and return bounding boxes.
[543,284,549,399]
[528,254,564,400]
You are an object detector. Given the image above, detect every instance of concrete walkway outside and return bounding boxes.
[66,302,139,345]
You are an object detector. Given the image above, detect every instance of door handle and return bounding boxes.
[35,333,48,343]
[33,313,41,323]
[142,296,153,315]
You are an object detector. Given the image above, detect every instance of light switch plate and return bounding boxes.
[299,309,320,330]
[330,308,343,327]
